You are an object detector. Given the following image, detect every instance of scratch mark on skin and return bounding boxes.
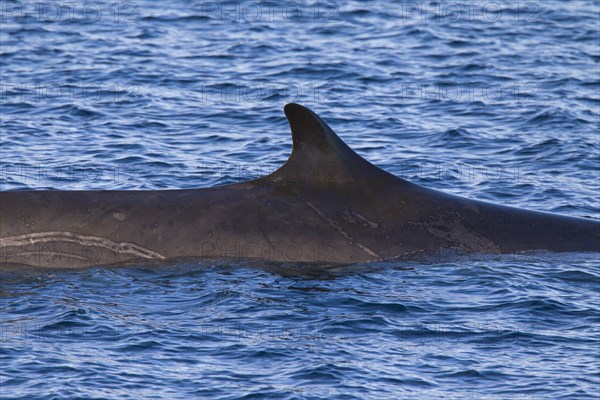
[305,202,380,258]
[343,209,379,228]
[410,213,500,254]
[0,232,166,260]
[7,251,94,262]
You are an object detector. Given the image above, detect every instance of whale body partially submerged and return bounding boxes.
[1,103,598,268]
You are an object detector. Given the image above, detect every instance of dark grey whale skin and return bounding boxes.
[1,104,599,268]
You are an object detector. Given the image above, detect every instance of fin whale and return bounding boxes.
[1,103,598,268]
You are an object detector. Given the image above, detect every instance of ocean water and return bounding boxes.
[1,0,599,399]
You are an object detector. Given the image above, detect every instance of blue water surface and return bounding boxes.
[1,0,599,399]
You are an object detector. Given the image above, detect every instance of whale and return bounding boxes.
[1,103,599,268]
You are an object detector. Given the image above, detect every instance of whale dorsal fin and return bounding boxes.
[262,103,399,188]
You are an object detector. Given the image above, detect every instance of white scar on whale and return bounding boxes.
[1,232,166,260]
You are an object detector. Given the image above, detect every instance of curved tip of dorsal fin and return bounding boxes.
[257,103,399,188]
[284,103,343,155]
[283,103,360,162]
